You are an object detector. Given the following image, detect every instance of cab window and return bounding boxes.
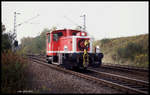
[53,34,58,41]
[57,32,63,36]
[72,32,77,36]
[48,35,50,43]
[53,32,63,41]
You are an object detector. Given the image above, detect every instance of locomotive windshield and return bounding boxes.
[53,32,63,41]
[57,32,63,36]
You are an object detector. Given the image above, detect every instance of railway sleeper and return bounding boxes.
[129,85,147,89]
[137,88,148,91]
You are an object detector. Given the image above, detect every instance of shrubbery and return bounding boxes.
[135,54,148,64]
[1,50,28,93]
[94,34,148,68]
[117,42,143,60]
[100,38,110,45]
[1,23,28,93]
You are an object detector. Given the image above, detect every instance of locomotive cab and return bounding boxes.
[46,29,103,69]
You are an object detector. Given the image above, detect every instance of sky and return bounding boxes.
[2,1,149,44]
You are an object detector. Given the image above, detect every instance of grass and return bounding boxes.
[1,50,29,93]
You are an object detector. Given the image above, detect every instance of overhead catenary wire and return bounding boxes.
[12,13,40,51]
[63,16,82,29]
[16,14,40,27]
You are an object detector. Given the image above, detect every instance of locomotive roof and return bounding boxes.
[48,29,82,34]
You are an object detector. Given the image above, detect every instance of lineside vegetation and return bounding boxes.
[1,23,29,93]
[93,34,149,68]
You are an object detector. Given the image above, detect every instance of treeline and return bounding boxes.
[20,28,50,54]
[93,34,149,68]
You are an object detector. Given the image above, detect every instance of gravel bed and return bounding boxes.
[23,60,123,94]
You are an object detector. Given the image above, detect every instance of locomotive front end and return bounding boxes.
[62,31,103,69]
[73,36,103,69]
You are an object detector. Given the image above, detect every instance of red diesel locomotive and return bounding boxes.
[46,29,103,69]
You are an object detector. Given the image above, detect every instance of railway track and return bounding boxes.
[27,54,148,71]
[85,69,149,93]
[101,64,148,76]
[89,67,148,82]
[27,54,149,77]
[27,55,149,94]
[103,63,148,70]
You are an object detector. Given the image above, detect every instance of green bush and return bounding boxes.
[117,42,143,60]
[101,38,110,45]
[94,34,148,68]
[1,50,28,93]
[135,54,148,64]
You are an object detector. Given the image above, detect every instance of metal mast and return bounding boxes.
[14,12,21,40]
[80,14,86,32]
[13,12,39,51]
[13,12,39,40]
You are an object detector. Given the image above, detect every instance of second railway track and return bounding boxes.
[27,55,149,94]
[101,64,149,76]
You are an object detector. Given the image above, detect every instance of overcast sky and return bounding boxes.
[2,1,148,44]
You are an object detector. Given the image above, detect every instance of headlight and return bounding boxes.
[96,45,100,53]
[81,32,85,36]
[96,45,99,49]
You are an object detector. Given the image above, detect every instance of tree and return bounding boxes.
[1,23,15,52]
[20,28,50,54]
[2,23,6,33]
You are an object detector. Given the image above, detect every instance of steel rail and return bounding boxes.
[88,69,149,91]
[101,65,148,76]
[102,64,148,72]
